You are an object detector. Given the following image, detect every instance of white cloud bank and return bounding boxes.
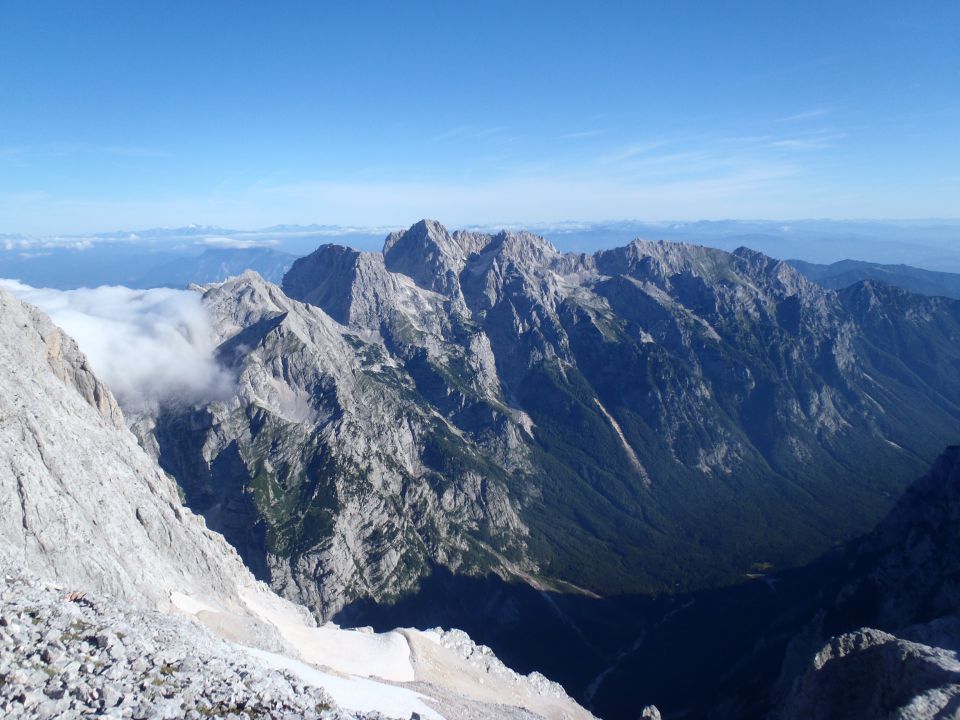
[0,280,232,413]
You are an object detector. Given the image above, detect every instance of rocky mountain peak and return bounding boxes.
[731,246,814,295]
[594,238,724,280]
[382,219,475,297]
[452,228,495,257]
[383,219,448,254]
[384,219,495,260]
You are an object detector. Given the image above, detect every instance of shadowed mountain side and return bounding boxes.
[332,558,850,720]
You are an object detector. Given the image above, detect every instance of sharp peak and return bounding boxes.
[400,218,452,239]
[383,219,453,252]
[410,217,448,231]
[229,268,270,284]
[731,245,769,258]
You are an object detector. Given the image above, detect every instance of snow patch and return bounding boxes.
[239,585,415,682]
[243,647,444,720]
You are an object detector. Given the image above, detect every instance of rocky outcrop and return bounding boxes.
[383,219,481,301]
[0,565,362,720]
[774,446,960,719]
[777,628,960,720]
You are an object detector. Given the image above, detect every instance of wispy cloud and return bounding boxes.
[775,108,831,123]
[435,125,508,141]
[718,135,773,145]
[598,140,675,165]
[249,163,802,226]
[435,125,473,140]
[559,129,607,140]
[770,131,847,149]
[98,145,169,158]
[0,143,168,161]
[0,112,878,232]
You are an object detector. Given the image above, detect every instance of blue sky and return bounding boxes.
[1,1,958,233]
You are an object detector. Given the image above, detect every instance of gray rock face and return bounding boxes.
[383,219,479,301]
[839,446,960,631]
[777,628,960,720]
[0,287,270,637]
[149,271,529,620]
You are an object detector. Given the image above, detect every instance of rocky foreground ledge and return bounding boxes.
[0,565,373,720]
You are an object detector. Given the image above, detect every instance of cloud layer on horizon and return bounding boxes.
[0,279,233,413]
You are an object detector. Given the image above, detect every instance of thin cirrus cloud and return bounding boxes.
[251,163,802,226]
[774,108,832,123]
[0,161,804,232]
[770,132,847,149]
[435,125,508,141]
[0,120,873,231]
[0,279,233,413]
[559,129,608,140]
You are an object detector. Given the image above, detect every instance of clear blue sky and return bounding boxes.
[1,1,958,233]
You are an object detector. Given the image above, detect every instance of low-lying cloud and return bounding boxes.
[199,236,276,249]
[0,279,233,413]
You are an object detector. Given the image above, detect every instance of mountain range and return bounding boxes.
[126,219,960,716]
[788,258,960,299]
[5,218,960,718]
[6,218,960,290]
[144,221,960,603]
